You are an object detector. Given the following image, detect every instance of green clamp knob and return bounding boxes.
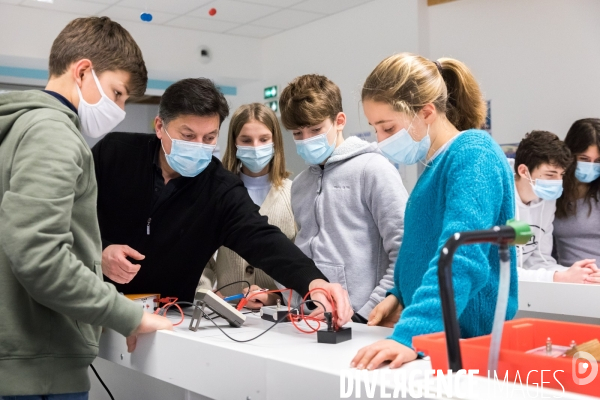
[506,219,533,245]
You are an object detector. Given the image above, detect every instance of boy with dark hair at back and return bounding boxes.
[512,130,598,283]
[0,17,171,400]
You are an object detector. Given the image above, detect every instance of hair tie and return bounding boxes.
[433,60,443,75]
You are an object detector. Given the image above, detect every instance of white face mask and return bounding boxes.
[76,69,126,138]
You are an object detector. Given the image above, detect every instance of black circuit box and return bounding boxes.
[317,327,352,344]
[260,306,298,323]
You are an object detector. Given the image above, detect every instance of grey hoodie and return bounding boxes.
[288,136,408,318]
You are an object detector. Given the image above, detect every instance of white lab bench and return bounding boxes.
[90,292,598,400]
[517,281,600,322]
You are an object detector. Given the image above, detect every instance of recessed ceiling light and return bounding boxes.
[37,0,54,3]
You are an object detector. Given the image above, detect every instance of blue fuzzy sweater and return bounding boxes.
[388,129,517,348]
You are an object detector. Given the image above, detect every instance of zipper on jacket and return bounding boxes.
[308,170,324,257]
[316,171,323,194]
[147,218,152,235]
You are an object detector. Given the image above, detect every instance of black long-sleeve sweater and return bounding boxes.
[92,132,326,302]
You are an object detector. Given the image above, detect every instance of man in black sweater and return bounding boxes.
[93,78,352,326]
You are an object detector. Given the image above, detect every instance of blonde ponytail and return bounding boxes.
[362,53,486,131]
[437,58,486,131]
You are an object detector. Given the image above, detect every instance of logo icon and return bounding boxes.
[572,351,598,386]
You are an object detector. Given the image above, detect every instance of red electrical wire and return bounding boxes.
[154,297,185,326]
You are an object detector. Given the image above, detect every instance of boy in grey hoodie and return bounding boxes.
[276,74,408,321]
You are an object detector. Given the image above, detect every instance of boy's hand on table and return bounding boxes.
[126,312,173,353]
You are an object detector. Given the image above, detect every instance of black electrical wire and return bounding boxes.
[192,299,326,343]
[90,363,115,400]
[178,309,256,319]
[296,300,326,316]
[175,301,196,307]
[214,280,252,298]
[170,301,216,320]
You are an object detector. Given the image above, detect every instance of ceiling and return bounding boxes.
[2,0,376,38]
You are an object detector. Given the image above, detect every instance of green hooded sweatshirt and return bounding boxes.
[0,90,143,396]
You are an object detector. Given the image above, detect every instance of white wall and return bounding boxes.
[0,4,262,88]
[215,0,600,188]
[0,3,258,155]
[231,0,425,186]
[5,0,599,169]
[262,0,420,136]
[427,0,600,143]
[5,0,600,162]
[0,0,422,188]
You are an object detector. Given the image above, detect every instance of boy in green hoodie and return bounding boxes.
[0,17,171,399]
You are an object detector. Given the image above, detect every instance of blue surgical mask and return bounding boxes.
[294,125,336,165]
[575,161,600,183]
[527,173,563,201]
[378,123,431,165]
[161,126,215,177]
[236,143,274,173]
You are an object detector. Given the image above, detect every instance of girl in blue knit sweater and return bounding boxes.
[352,54,516,370]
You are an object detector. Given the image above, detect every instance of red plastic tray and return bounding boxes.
[413,318,600,397]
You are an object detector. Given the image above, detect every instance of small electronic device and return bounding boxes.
[189,289,246,331]
[125,294,160,313]
[317,312,352,344]
[260,300,298,323]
